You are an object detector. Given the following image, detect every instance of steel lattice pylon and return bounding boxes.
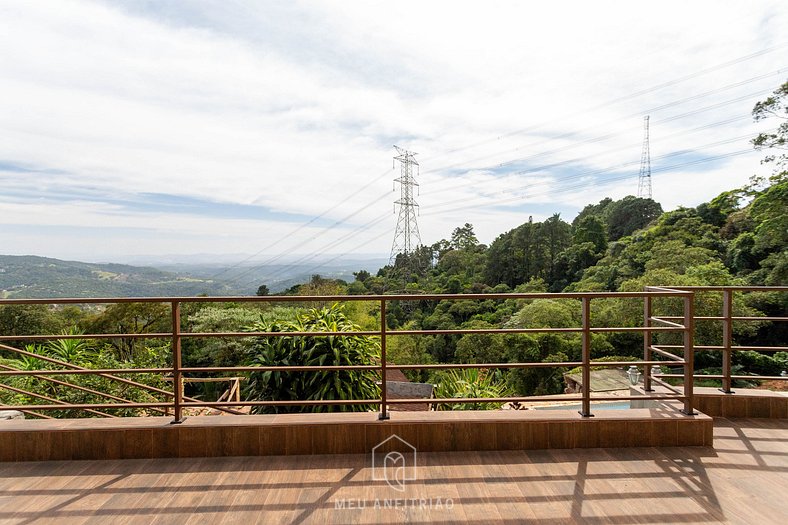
[637,115,652,199]
[389,145,421,265]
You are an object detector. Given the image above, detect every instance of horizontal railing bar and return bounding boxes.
[424,395,684,404]
[656,316,785,321]
[0,290,696,306]
[0,394,691,411]
[588,360,673,366]
[163,377,244,383]
[182,399,381,407]
[646,286,787,292]
[648,376,683,395]
[181,394,686,407]
[659,374,719,379]
[659,374,788,381]
[0,368,170,376]
[0,331,378,341]
[389,362,581,370]
[581,395,685,401]
[655,345,787,352]
[649,317,686,328]
[731,317,788,321]
[731,375,788,381]
[429,396,583,404]
[0,403,172,410]
[0,333,171,341]
[658,316,724,320]
[181,331,381,338]
[590,326,685,332]
[389,328,582,335]
[650,346,686,362]
[180,365,379,373]
[0,325,691,341]
[0,361,687,376]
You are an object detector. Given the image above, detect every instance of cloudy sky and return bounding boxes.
[0,1,786,268]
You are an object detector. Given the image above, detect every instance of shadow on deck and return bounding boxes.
[0,418,785,524]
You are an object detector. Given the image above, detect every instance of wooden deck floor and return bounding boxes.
[0,418,785,524]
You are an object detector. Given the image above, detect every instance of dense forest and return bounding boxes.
[1,82,786,415]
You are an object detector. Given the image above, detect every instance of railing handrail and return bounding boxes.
[643,285,787,397]
[0,290,694,306]
[4,287,781,421]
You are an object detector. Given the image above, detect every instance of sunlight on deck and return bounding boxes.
[0,418,785,524]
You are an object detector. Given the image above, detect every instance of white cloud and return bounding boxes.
[0,0,785,261]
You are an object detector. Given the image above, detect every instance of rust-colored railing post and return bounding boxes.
[643,295,653,392]
[379,298,389,420]
[682,293,696,415]
[579,296,593,417]
[171,301,184,423]
[720,289,734,394]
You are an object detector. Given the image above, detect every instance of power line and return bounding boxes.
[423,148,755,218]
[229,130,759,288]
[218,196,391,287]
[422,132,758,213]
[230,212,392,289]
[420,43,787,164]
[273,149,756,282]
[242,143,758,285]
[421,84,777,184]
[417,113,753,199]
[282,229,393,285]
[207,168,392,281]
[213,47,785,288]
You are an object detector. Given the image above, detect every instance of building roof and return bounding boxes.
[564,368,633,392]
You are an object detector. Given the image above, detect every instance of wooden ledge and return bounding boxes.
[693,387,787,418]
[0,407,712,462]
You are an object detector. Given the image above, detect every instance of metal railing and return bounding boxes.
[645,286,787,394]
[0,290,702,422]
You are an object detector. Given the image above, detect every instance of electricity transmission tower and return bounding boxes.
[637,115,652,199]
[389,145,421,265]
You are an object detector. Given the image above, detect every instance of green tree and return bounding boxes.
[0,304,59,344]
[751,80,787,171]
[573,215,607,252]
[604,196,663,241]
[83,302,170,361]
[450,223,479,250]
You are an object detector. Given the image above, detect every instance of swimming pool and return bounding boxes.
[532,401,631,410]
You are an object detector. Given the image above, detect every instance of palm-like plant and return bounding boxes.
[433,368,512,410]
[46,328,92,364]
[244,304,380,413]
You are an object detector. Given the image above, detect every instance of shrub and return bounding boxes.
[244,304,380,413]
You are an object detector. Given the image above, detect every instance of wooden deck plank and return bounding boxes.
[0,418,785,524]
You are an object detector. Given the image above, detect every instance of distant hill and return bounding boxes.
[0,254,390,298]
[0,255,239,298]
[157,258,389,293]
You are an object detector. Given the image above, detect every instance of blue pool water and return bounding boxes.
[533,401,631,410]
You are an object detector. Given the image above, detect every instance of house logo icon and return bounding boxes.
[371,434,417,492]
